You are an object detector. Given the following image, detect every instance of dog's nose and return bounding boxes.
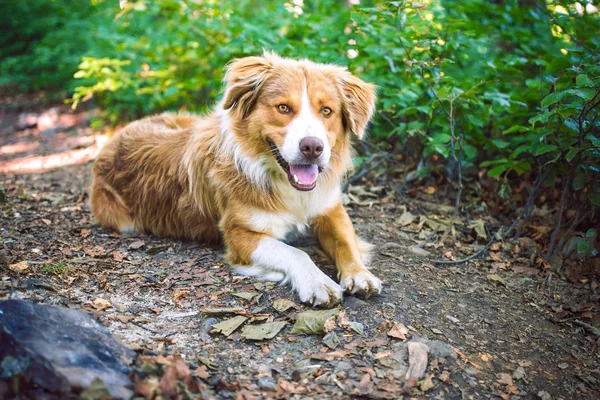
[299,137,324,161]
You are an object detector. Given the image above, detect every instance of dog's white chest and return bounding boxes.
[248,182,341,240]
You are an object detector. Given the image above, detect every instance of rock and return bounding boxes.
[343,295,367,309]
[0,299,135,399]
[408,246,431,257]
[335,361,353,371]
[257,376,277,391]
[537,390,552,400]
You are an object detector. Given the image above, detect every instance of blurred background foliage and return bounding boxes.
[1,0,599,259]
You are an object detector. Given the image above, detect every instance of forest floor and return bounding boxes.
[1,99,599,399]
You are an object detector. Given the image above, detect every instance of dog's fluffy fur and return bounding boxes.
[91,52,382,307]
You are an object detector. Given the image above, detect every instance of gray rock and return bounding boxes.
[334,361,353,371]
[343,296,367,309]
[257,376,277,391]
[0,300,135,399]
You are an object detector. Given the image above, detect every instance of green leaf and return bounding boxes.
[488,165,507,177]
[491,139,511,149]
[481,158,508,167]
[566,147,579,162]
[590,192,600,206]
[463,144,477,160]
[576,74,595,88]
[541,91,569,108]
[535,144,558,156]
[577,238,591,254]
[430,133,451,144]
[529,111,555,126]
[573,169,587,190]
[502,125,530,134]
[586,229,598,238]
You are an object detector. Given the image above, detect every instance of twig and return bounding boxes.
[433,211,523,265]
[433,235,496,265]
[416,230,437,249]
[514,164,553,239]
[574,320,600,337]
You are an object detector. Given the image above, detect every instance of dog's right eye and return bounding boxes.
[277,104,291,114]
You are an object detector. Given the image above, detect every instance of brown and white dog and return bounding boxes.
[90,52,382,307]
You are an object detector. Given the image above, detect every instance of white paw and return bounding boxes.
[296,273,343,308]
[340,270,382,298]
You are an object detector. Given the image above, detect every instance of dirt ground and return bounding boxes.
[1,102,599,399]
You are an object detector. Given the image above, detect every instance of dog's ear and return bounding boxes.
[338,72,376,139]
[223,55,273,119]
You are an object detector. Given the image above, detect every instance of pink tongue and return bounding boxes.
[290,164,319,185]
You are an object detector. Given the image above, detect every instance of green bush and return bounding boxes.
[0,0,109,91]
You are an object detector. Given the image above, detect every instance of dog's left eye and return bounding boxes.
[321,107,333,117]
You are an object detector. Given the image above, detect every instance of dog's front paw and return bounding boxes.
[296,274,343,308]
[340,270,382,298]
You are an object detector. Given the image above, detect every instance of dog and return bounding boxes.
[90,52,382,307]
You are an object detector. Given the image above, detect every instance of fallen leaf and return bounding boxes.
[291,309,339,335]
[172,289,188,306]
[116,315,135,323]
[419,375,434,392]
[8,261,28,273]
[440,370,450,382]
[134,375,159,398]
[337,311,351,328]
[398,211,416,226]
[195,365,209,379]
[350,321,364,334]
[128,240,145,250]
[241,321,287,340]
[211,316,248,337]
[513,366,526,380]
[80,229,92,238]
[323,317,337,333]
[92,298,111,311]
[272,298,296,312]
[468,220,487,240]
[323,331,340,349]
[387,323,408,340]
[518,360,532,367]
[232,291,262,302]
[496,373,514,386]
[112,250,125,262]
[487,274,506,286]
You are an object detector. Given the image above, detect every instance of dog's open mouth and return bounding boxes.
[267,138,319,191]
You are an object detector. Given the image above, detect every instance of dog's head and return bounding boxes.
[222,52,376,191]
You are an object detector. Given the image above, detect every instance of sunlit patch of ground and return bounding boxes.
[0,135,109,174]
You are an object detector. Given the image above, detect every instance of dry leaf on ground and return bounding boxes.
[291,309,339,335]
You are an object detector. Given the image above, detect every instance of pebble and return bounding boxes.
[335,361,353,371]
[257,376,277,391]
[445,315,460,324]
